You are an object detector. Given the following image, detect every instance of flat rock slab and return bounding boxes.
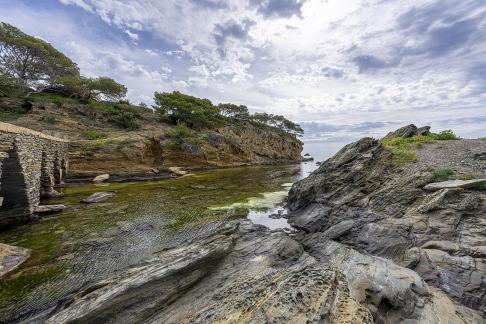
[34,205,66,214]
[423,179,486,191]
[0,243,31,278]
[93,174,110,183]
[82,191,117,204]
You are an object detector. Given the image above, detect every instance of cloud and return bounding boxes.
[249,0,307,18]
[190,0,228,10]
[212,18,256,47]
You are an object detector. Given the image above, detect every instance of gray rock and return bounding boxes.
[190,185,206,190]
[34,204,65,214]
[82,191,116,204]
[321,220,355,239]
[45,222,484,323]
[0,243,31,278]
[382,124,431,141]
[423,179,486,191]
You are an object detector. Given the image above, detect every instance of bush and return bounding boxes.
[0,105,28,120]
[84,129,107,140]
[433,168,455,182]
[431,130,460,140]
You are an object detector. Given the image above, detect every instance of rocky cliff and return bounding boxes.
[1,98,303,178]
[39,126,486,323]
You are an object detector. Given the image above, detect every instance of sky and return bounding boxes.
[1,0,485,142]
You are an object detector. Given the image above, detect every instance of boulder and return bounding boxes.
[93,174,110,183]
[423,179,486,191]
[34,205,65,214]
[382,124,431,140]
[82,191,116,204]
[0,243,31,278]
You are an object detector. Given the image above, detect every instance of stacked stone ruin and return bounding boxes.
[0,122,69,227]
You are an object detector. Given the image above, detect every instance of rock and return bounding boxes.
[190,185,206,190]
[302,156,314,162]
[286,134,486,314]
[382,124,431,140]
[304,153,311,156]
[160,186,177,191]
[423,179,486,191]
[93,174,110,183]
[82,191,116,204]
[168,167,187,176]
[0,243,31,278]
[34,205,65,214]
[44,221,484,323]
[40,190,62,199]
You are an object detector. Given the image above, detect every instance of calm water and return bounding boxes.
[0,141,342,322]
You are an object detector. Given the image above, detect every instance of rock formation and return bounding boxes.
[41,125,486,323]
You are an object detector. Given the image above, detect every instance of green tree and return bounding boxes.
[0,22,79,95]
[218,103,250,120]
[88,77,127,101]
[0,73,18,96]
[154,91,223,129]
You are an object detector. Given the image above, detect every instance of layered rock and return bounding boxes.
[45,221,483,323]
[287,132,486,315]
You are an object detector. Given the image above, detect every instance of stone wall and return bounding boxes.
[0,122,68,227]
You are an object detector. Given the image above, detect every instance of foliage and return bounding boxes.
[0,22,79,95]
[433,168,455,182]
[165,122,192,149]
[250,112,304,136]
[430,129,460,140]
[154,91,223,129]
[88,77,127,101]
[380,135,434,165]
[218,103,250,120]
[0,73,18,96]
[0,105,28,120]
[27,92,79,105]
[83,129,107,140]
[108,109,140,130]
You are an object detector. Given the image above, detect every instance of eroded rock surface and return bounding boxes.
[45,221,483,323]
[0,243,31,278]
[81,191,117,204]
[287,133,486,316]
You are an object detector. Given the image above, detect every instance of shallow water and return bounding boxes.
[0,162,324,321]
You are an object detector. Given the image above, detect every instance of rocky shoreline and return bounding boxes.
[11,125,486,323]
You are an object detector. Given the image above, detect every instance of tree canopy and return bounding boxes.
[154,91,223,129]
[0,22,79,95]
[154,91,303,137]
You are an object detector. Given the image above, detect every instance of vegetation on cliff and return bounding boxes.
[0,23,304,173]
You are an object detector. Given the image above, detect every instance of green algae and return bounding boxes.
[0,164,301,315]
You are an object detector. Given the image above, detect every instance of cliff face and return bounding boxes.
[1,98,303,176]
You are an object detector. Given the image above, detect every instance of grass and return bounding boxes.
[26,93,79,105]
[0,264,65,308]
[381,130,460,166]
[39,115,56,124]
[83,129,107,140]
[433,168,455,182]
[85,138,137,151]
[0,106,28,121]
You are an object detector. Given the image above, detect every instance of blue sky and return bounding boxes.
[1,0,485,141]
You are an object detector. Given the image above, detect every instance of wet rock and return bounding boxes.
[190,185,206,190]
[34,205,65,214]
[0,243,31,278]
[93,174,109,183]
[82,191,116,204]
[423,179,486,191]
[160,186,177,191]
[45,221,484,323]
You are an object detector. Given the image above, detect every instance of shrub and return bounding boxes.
[84,129,107,140]
[0,105,28,120]
[107,108,140,130]
[431,130,460,140]
[433,168,455,182]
